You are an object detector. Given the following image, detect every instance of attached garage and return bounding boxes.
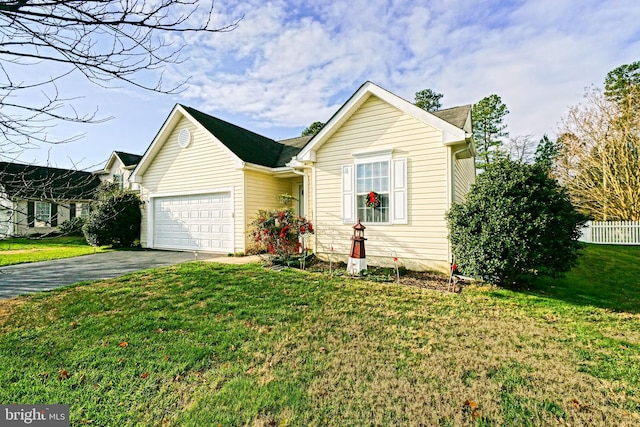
[150,191,234,252]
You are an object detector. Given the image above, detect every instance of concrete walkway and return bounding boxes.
[0,250,221,299]
[206,255,263,265]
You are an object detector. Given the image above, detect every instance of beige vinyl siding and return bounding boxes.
[139,116,245,252]
[243,170,300,250]
[314,95,451,272]
[454,155,476,203]
[101,158,138,191]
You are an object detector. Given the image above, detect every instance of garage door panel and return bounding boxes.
[152,192,233,252]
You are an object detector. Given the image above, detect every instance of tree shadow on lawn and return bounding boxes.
[517,244,640,314]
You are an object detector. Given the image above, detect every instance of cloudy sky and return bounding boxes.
[8,0,640,170]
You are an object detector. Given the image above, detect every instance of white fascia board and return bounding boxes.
[130,105,243,183]
[239,162,293,177]
[366,84,467,145]
[93,151,119,175]
[130,105,184,183]
[296,81,467,161]
[296,82,375,162]
[286,158,310,169]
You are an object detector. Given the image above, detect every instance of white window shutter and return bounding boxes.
[342,164,355,224]
[392,158,407,224]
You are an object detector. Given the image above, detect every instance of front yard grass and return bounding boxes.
[0,236,109,266]
[0,245,638,426]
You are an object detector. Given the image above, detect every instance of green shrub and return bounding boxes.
[58,216,86,236]
[447,158,587,285]
[250,208,313,261]
[83,190,141,248]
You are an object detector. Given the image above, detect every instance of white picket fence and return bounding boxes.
[579,221,640,245]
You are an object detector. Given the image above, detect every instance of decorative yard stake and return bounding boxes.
[347,219,367,275]
[329,245,334,276]
[393,254,400,283]
[447,260,458,292]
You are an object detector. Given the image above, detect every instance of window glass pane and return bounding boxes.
[355,160,390,223]
[79,203,90,218]
[381,176,388,192]
[35,202,51,223]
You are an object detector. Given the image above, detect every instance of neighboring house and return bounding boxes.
[0,162,102,237]
[130,81,475,272]
[94,151,143,191]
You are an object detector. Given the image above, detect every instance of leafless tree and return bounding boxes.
[0,0,238,153]
[504,134,537,163]
[555,88,640,221]
[0,1,238,240]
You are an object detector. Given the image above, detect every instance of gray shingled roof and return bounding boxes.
[114,151,143,167]
[178,100,469,171]
[0,162,102,200]
[278,136,312,149]
[181,105,303,168]
[432,105,472,133]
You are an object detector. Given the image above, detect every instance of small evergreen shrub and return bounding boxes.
[447,158,587,285]
[83,188,141,248]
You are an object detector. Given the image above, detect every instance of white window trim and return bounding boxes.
[355,154,392,225]
[351,147,394,160]
[35,201,51,226]
[342,154,408,226]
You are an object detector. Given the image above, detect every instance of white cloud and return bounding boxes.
[12,0,640,167]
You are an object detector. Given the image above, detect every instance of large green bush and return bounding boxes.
[58,216,86,236]
[447,158,586,285]
[83,186,141,248]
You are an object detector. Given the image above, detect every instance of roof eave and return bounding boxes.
[297,81,469,161]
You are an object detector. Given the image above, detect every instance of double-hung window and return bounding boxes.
[342,151,407,225]
[35,201,51,226]
[356,161,389,223]
[113,174,123,189]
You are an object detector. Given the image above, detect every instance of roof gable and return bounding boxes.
[180,106,296,168]
[297,81,470,162]
[96,151,143,174]
[0,162,101,200]
[132,105,303,181]
[115,151,143,167]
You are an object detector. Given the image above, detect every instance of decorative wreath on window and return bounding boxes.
[366,191,381,208]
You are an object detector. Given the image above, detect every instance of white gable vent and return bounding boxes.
[178,129,191,148]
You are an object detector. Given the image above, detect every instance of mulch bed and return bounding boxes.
[302,260,463,293]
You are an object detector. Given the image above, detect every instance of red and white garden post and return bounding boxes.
[347,219,367,275]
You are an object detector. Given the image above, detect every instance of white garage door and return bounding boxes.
[152,192,234,252]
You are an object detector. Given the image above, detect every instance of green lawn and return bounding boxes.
[0,236,109,266]
[0,245,638,426]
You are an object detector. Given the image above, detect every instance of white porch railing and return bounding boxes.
[579,220,640,245]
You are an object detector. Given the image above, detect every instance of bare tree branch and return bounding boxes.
[555,88,640,221]
[0,0,239,151]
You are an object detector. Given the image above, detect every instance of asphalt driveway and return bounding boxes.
[0,250,220,299]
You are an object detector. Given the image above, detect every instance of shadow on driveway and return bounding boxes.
[0,250,220,299]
